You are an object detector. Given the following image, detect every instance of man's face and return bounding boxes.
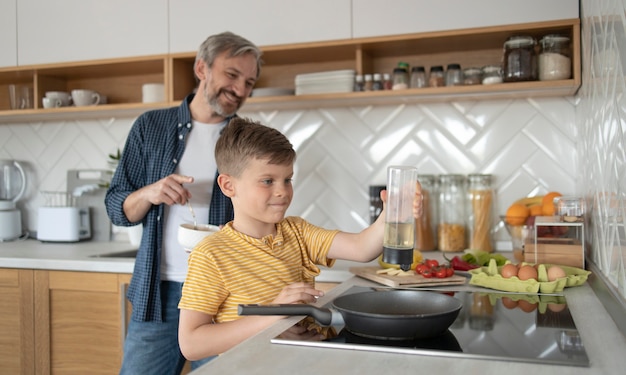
[202,52,258,117]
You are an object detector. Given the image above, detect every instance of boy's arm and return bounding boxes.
[327,182,422,262]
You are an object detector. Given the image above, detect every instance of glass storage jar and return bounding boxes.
[392,68,409,90]
[429,66,445,87]
[481,65,503,85]
[539,34,571,81]
[415,174,437,251]
[438,174,466,252]
[445,63,463,86]
[503,36,538,82]
[410,66,427,88]
[463,67,482,85]
[466,174,495,252]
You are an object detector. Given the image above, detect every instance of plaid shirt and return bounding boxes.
[105,94,234,322]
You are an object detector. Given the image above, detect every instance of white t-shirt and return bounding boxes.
[160,119,226,282]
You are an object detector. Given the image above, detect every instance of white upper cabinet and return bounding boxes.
[169,0,352,53]
[352,0,580,38]
[0,0,17,67]
[17,0,169,65]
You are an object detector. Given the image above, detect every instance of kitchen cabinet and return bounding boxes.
[352,0,579,38]
[0,18,580,123]
[168,0,351,53]
[16,0,168,65]
[0,269,132,374]
[0,269,35,375]
[0,0,17,68]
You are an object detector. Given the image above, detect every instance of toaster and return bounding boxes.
[37,207,91,242]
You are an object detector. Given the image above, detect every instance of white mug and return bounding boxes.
[42,97,62,108]
[71,89,101,106]
[142,83,165,103]
[45,91,72,107]
[178,223,220,253]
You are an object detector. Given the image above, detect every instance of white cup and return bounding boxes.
[178,223,220,253]
[142,83,165,103]
[45,91,72,107]
[71,89,101,106]
[42,97,62,108]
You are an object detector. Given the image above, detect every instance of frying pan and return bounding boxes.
[238,290,462,340]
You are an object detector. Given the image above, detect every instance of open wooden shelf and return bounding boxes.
[0,18,580,123]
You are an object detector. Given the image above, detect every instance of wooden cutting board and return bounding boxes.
[350,266,467,288]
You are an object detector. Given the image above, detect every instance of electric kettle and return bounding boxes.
[0,160,27,241]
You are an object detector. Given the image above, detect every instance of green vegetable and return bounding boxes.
[462,250,508,267]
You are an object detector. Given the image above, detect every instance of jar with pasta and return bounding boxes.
[466,174,495,252]
[415,174,437,251]
[437,174,466,252]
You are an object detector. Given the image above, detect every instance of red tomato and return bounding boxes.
[421,269,433,278]
[415,264,430,275]
[446,267,454,277]
[434,267,448,278]
[425,259,439,268]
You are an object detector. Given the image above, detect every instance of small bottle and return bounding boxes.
[353,75,364,92]
[410,66,427,88]
[539,34,571,81]
[463,67,482,85]
[445,63,463,86]
[392,68,409,90]
[503,35,538,82]
[372,73,384,90]
[382,73,393,90]
[428,66,445,87]
[481,65,503,85]
[364,74,373,91]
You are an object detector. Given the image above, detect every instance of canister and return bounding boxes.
[429,66,445,87]
[415,174,437,251]
[445,63,463,86]
[437,174,466,252]
[466,174,495,252]
[503,36,538,82]
[539,34,571,81]
[410,66,427,88]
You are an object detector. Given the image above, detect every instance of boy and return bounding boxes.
[178,117,422,360]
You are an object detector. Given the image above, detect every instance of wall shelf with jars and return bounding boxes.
[0,18,580,124]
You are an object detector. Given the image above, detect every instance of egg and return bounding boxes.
[501,297,518,309]
[517,299,538,312]
[547,265,567,281]
[500,264,518,278]
[518,265,538,281]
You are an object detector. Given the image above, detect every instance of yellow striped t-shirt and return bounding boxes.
[179,216,338,323]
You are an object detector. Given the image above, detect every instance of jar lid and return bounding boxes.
[447,63,461,70]
[393,67,407,73]
[373,73,382,79]
[438,174,466,183]
[463,67,482,74]
[504,35,536,48]
[411,66,425,72]
[482,65,502,73]
[397,62,409,70]
[468,174,492,183]
[430,65,444,72]
[540,34,570,43]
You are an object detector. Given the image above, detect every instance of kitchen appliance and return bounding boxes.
[270,286,590,367]
[240,290,462,340]
[37,191,91,242]
[67,169,112,241]
[0,160,27,241]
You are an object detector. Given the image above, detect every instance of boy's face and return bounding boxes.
[228,157,294,228]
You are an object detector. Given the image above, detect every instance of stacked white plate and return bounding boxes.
[295,69,356,95]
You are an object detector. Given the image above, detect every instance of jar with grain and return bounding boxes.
[392,68,409,90]
[437,174,466,252]
[463,67,482,85]
[429,66,445,87]
[415,174,437,251]
[466,174,495,252]
[503,35,537,82]
[539,35,571,81]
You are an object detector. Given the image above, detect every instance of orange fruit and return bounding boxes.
[529,204,543,216]
[541,192,562,216]
[505,203,530,225]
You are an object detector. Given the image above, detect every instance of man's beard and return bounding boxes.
[204,85,239,118]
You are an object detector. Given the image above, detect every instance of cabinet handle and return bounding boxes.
[120,282,129,348]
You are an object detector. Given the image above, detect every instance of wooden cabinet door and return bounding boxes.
[169,0,351,53]
[16,0,168,65]
[352,0,580,38]
[0,269,35,374]
[0,0,17,67]
[34,271,132,375]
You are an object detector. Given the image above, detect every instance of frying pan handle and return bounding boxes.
[238,304,340,326]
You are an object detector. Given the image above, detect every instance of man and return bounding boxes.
[105,31,262,374]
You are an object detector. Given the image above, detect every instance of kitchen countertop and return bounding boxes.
[0,239,369,282]
[190,276,626,375]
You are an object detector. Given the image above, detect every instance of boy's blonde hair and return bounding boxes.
[215,117,296,177]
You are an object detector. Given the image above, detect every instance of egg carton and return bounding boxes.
[468,259,590,294]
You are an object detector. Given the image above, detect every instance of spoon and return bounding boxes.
[187,201,197,229]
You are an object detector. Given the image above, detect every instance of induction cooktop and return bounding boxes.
[271,286,589,367]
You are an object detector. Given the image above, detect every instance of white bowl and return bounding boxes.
[178,223,220,253]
